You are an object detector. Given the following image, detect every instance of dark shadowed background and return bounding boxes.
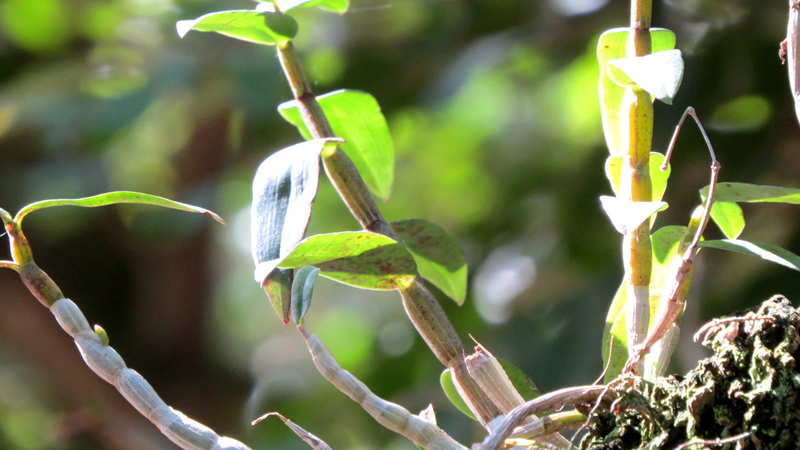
[1,0,798,449]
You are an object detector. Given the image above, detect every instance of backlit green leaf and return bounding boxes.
[607,49,684,104]
[598,28,676,155]
[699,239,800,271]
[16,191,225,226]
[176,10,298,47]
[256,0,349,14]
[279,90,394,201]
[710,201,745,239]
[439,369,477,421]
[605,152,671,201]
[701,182,800,205]
[291,266,320,324]
[391,218,467,305]
[278,232,417,290]
[651,226,688,263]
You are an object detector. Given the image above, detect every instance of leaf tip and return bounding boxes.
[175,19,195,38]
[205,211,227,226]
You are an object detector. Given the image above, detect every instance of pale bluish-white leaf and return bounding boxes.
[607,49,684,104]
[252,139,339,286]
[599,196,668,234]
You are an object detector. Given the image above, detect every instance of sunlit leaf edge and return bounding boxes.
[16,191,225,226]
[176,10,298,47]
[698,239,800,271]
[275,231,417,291]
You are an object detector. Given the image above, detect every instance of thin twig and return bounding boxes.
[478,385,610,450]
[0,260,19,271]
[693,315,775,343]
[673,432,751,450]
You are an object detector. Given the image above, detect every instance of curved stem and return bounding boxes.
[275,42,501,424]
[0,261,19,272]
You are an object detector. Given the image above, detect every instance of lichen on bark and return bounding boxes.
[581,295,800,450]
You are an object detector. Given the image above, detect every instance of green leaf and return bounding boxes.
[699,239,800,271]
[176,10,298,47]
[597,28,676,156]
[497,359,540,401]
[291,266,320,324]
[601,281,629,384]
[256,0,349,14]
[16,191,225,226]
[701,182,800,205]
[264,269,293,325]
[279,90,394,201]
[709,95,771,132]
[605,152,671,201]
[254,413,333,450]
[252,139,338,286]
[391,219,467,305]
[710,201,745,239]
[651,225,688,263]
[277,232,417,290]
[607,50,684,104]
[599,196,667,234]
[439,369,477,421]
[602,226,688,382]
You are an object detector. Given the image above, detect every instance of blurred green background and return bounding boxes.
[1,0,799,449]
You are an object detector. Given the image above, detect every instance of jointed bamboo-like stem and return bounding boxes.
[298,324,469,450]
[620,0,654,375]
[275,42,501,425]
[50,296,252,450]
[3,215,252,450]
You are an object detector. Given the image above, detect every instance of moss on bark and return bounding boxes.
[581,295,800,450]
